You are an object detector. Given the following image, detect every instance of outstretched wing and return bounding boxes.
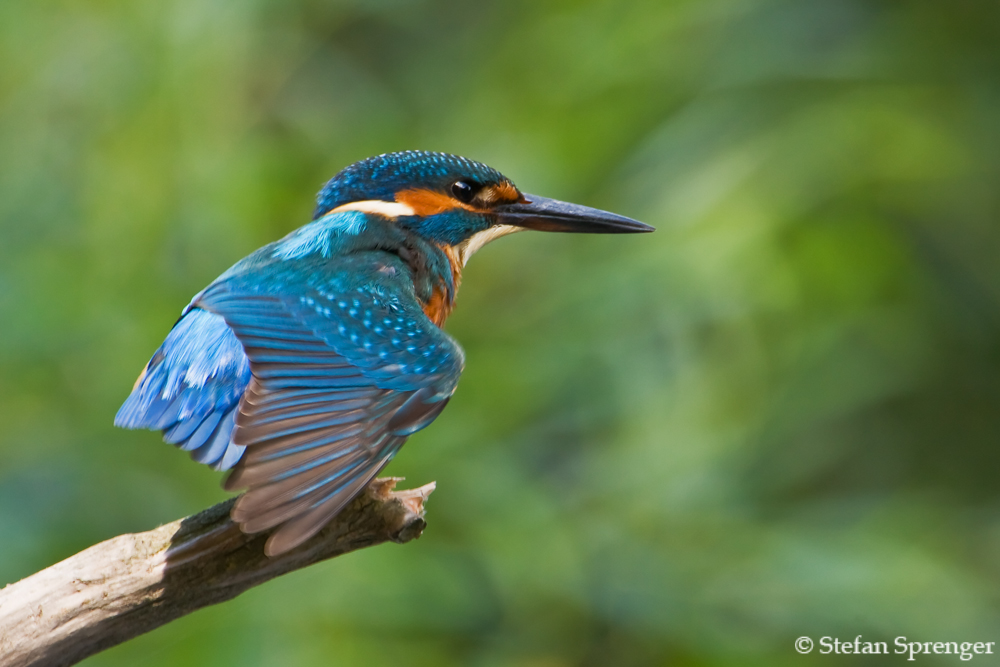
[196,253,463,555]
[115,308,250,471]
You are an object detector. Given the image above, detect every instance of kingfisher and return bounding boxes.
[116,151,652,556]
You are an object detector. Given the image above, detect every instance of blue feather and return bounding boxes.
[162,410,209,444]
[271,211,367,260]
[190,409,237,465]
[116,308,251,471]
[179,410,224,452]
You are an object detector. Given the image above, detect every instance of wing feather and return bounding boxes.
[115,308,250,470]
[196,256,463,555]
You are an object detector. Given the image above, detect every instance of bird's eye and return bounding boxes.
[451,180,476,203]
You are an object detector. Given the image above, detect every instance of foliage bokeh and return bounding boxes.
[2,0,1000,664]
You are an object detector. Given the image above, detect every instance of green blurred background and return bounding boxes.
[2,0,1000,664]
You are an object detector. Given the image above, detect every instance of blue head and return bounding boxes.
[314,151,653,260]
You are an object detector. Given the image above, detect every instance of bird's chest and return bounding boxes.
[419,244,462,328]
[422,286,453,327]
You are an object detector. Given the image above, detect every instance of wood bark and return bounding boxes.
[0,477,434,667]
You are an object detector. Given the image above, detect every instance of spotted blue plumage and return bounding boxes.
[118,207,465,555]
[116,149,651,557]
[197,250,463,554]
[314,150,513,218]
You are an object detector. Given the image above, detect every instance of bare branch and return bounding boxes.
[0,478,434,667]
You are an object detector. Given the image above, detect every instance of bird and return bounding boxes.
[115,150,653,556]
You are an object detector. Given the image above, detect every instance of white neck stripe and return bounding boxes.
[331,199,416,218]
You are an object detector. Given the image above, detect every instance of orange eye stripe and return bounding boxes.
[395,183,523,216]
[395,189,475,216]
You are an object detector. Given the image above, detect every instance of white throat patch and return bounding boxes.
[329,201,521,266]
[455,224,522,266]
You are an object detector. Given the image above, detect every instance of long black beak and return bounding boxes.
[495,194,654,234]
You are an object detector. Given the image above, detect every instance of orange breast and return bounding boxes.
[422,285,453,327]
[421,244,463,327]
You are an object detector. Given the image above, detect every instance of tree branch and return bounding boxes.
[0,477,434,667]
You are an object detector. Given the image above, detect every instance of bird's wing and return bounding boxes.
[115,308,250,470]
[195,253,463,555]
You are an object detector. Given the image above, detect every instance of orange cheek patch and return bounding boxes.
[395,188,475,216]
